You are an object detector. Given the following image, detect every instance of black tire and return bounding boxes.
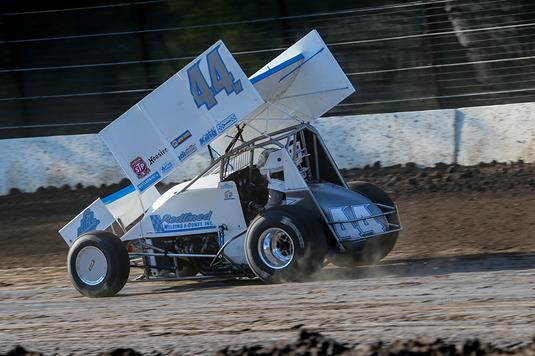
[177,261,199,277]
[331,182,399,267]
[68,231,130,297]
[245,206,327,283]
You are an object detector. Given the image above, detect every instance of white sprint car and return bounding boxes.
[59,30,401,297]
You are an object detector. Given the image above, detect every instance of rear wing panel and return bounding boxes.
[99,41,264,193]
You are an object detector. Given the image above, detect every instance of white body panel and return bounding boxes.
[59,199,115,246]
[103,185,160,228]
[59,185,160,246]
[123,181,248,265]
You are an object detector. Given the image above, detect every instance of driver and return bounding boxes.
[257,149,284,209]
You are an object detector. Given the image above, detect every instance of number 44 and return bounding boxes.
[187,45,243,110]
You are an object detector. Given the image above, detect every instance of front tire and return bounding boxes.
[245,206,326,283]
[68,231,130,297]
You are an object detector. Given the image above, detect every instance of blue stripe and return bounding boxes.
[102,184,135,205]
[249,53,304,84]
[279,47,324,82]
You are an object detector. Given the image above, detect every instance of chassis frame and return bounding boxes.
[121,122,402,282]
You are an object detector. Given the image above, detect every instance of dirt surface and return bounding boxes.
[343,160,535,197]
[1,254,534,355]
[5,330,535,356]
[217,329,535,356]
[1,161,535,354]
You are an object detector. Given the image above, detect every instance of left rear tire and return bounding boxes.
[330,181,399,267]
[68,231,130,297]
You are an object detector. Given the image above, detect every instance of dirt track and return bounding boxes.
[1,162,535,354]
[1,253,534,355]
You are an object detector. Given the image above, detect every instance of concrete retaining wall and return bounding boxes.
[457,102,535,165]
[0,135,210,195]
[315,109,456,169]
[1,102,534,195]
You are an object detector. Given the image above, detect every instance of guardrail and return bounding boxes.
[1,101,534,195]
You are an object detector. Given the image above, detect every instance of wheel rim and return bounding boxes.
[75,246,108,286]
[258,227,295,269]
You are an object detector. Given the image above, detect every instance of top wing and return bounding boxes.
[98,30,353,192]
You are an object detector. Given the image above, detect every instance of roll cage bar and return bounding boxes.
[177,122,348,195]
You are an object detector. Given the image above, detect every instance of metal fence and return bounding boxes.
[1,0,534,138]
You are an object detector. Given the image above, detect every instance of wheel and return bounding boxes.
[68,231,130,297]
[245,206,327,283]
[330,182,399,267]
[177,261,199,277]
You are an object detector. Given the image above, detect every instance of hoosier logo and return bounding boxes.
[130,156,150,179]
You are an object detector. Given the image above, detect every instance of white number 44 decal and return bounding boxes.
[330,204,386,241]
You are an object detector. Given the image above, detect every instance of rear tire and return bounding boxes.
[245,206,327,283]
[68,231,130,297]
[330,182,399,267]
[177,261,199,277]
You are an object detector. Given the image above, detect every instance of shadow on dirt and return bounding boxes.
[121,277,264,297]
[122,252,534,297]
[315,252,535,281]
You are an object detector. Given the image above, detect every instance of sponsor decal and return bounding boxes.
[170,130,192,148]
[148,147,168,165]
[178,143,198,162]
[77,208,100,236]
[130,156,150,179]
[199,128,217,146]
[216,113,238,133]
[219,182,233,189]
[161,161,174,174]
[150,211,215,233]
[224,190,234,200]
[137,171,161,192]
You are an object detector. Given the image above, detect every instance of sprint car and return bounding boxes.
[59,30,401,297]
